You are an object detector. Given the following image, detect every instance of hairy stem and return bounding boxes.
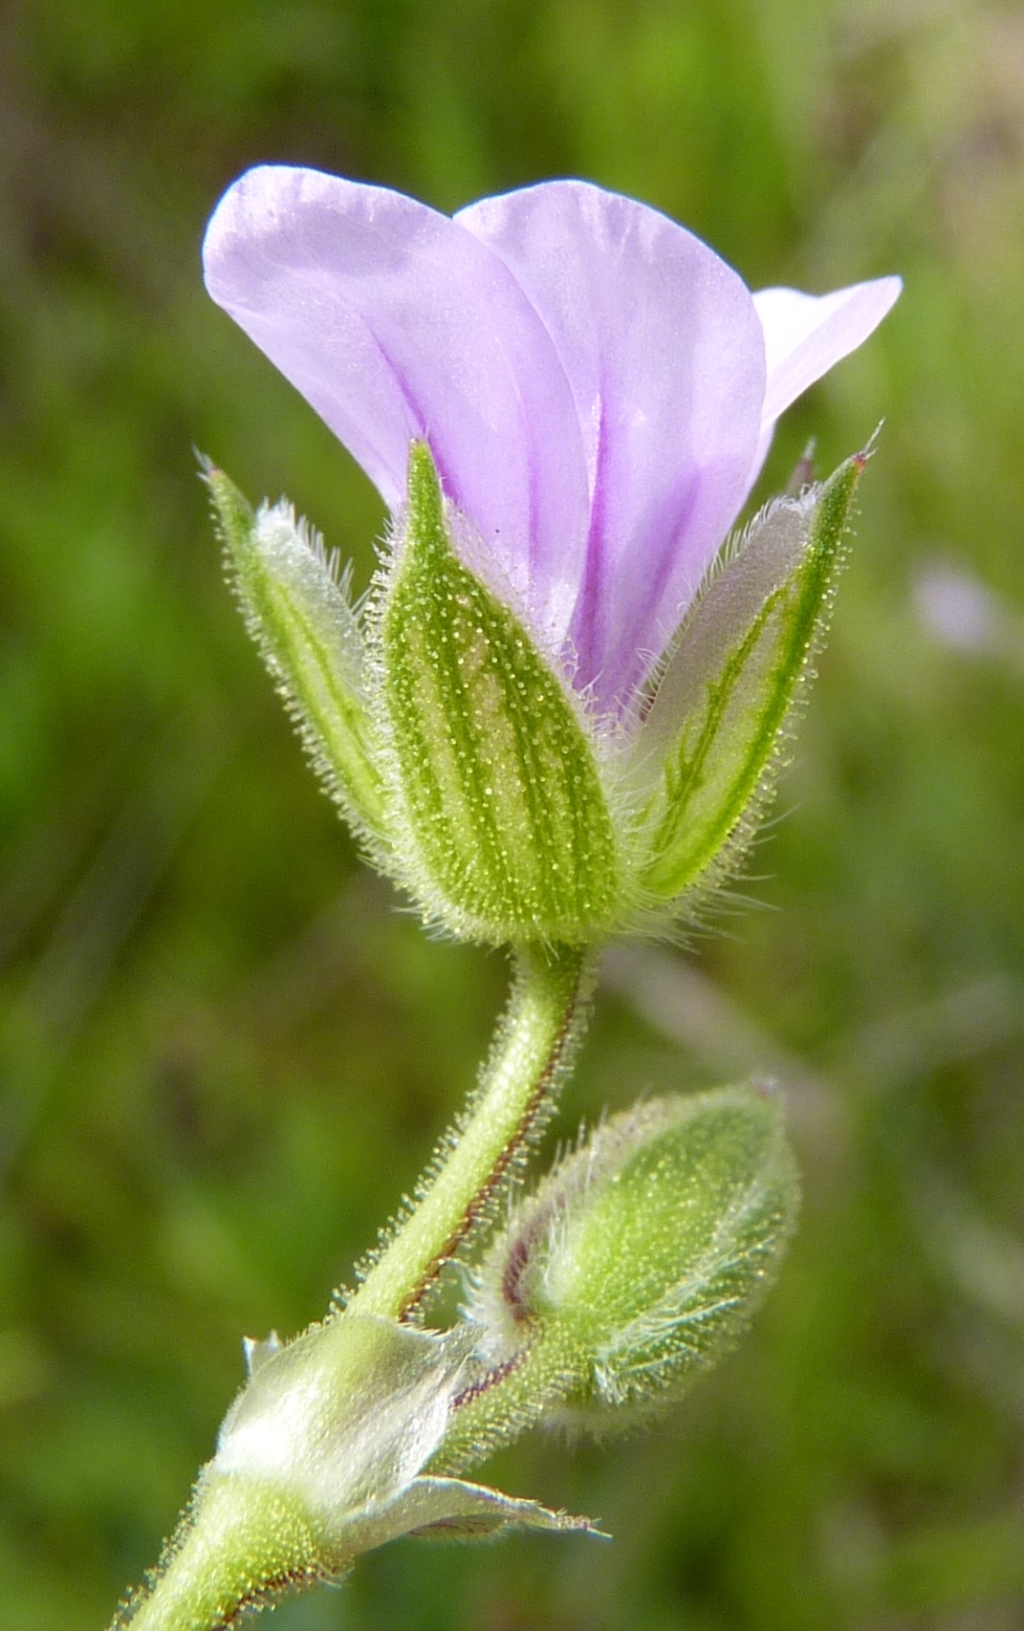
[114,1475,325,1631]
[348,941,597,1322]
[112,943,596,1631]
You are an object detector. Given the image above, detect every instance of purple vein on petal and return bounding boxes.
[459,180,766,717]
[601,470,703,713]
[571,389,611,691]
[490,324,542,603]
[632,473,702,697]
[369,329,426,444]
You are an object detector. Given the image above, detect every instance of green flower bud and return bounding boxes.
[442,1087,798,1463]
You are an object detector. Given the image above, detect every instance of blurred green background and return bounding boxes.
[2,0,1024,1626]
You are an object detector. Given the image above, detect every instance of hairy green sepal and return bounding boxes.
[208,448,867,939]
[635,456,864,901]
[378,443,620,943]
[206,468,388,844]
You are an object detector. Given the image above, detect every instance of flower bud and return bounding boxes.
[447,1086,798,1457]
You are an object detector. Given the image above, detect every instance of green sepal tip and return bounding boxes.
[205,464,389,846]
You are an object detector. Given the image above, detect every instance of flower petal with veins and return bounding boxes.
[458,182,765,706]
[203,167,590,646]
[204,168,900,716]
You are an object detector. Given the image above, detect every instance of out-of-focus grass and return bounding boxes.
[1,1,1023,1627]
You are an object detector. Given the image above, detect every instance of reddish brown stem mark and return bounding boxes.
[396,974,583,1323]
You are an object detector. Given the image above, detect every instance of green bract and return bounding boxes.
[208,444,864,946]
[121,1315,593,1631]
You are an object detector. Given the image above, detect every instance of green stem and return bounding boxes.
[348,941,596,1321]
[115,1475,326,1631]
[114,942,596,1631]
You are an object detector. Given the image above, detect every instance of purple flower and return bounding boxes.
[203,168,899,716]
